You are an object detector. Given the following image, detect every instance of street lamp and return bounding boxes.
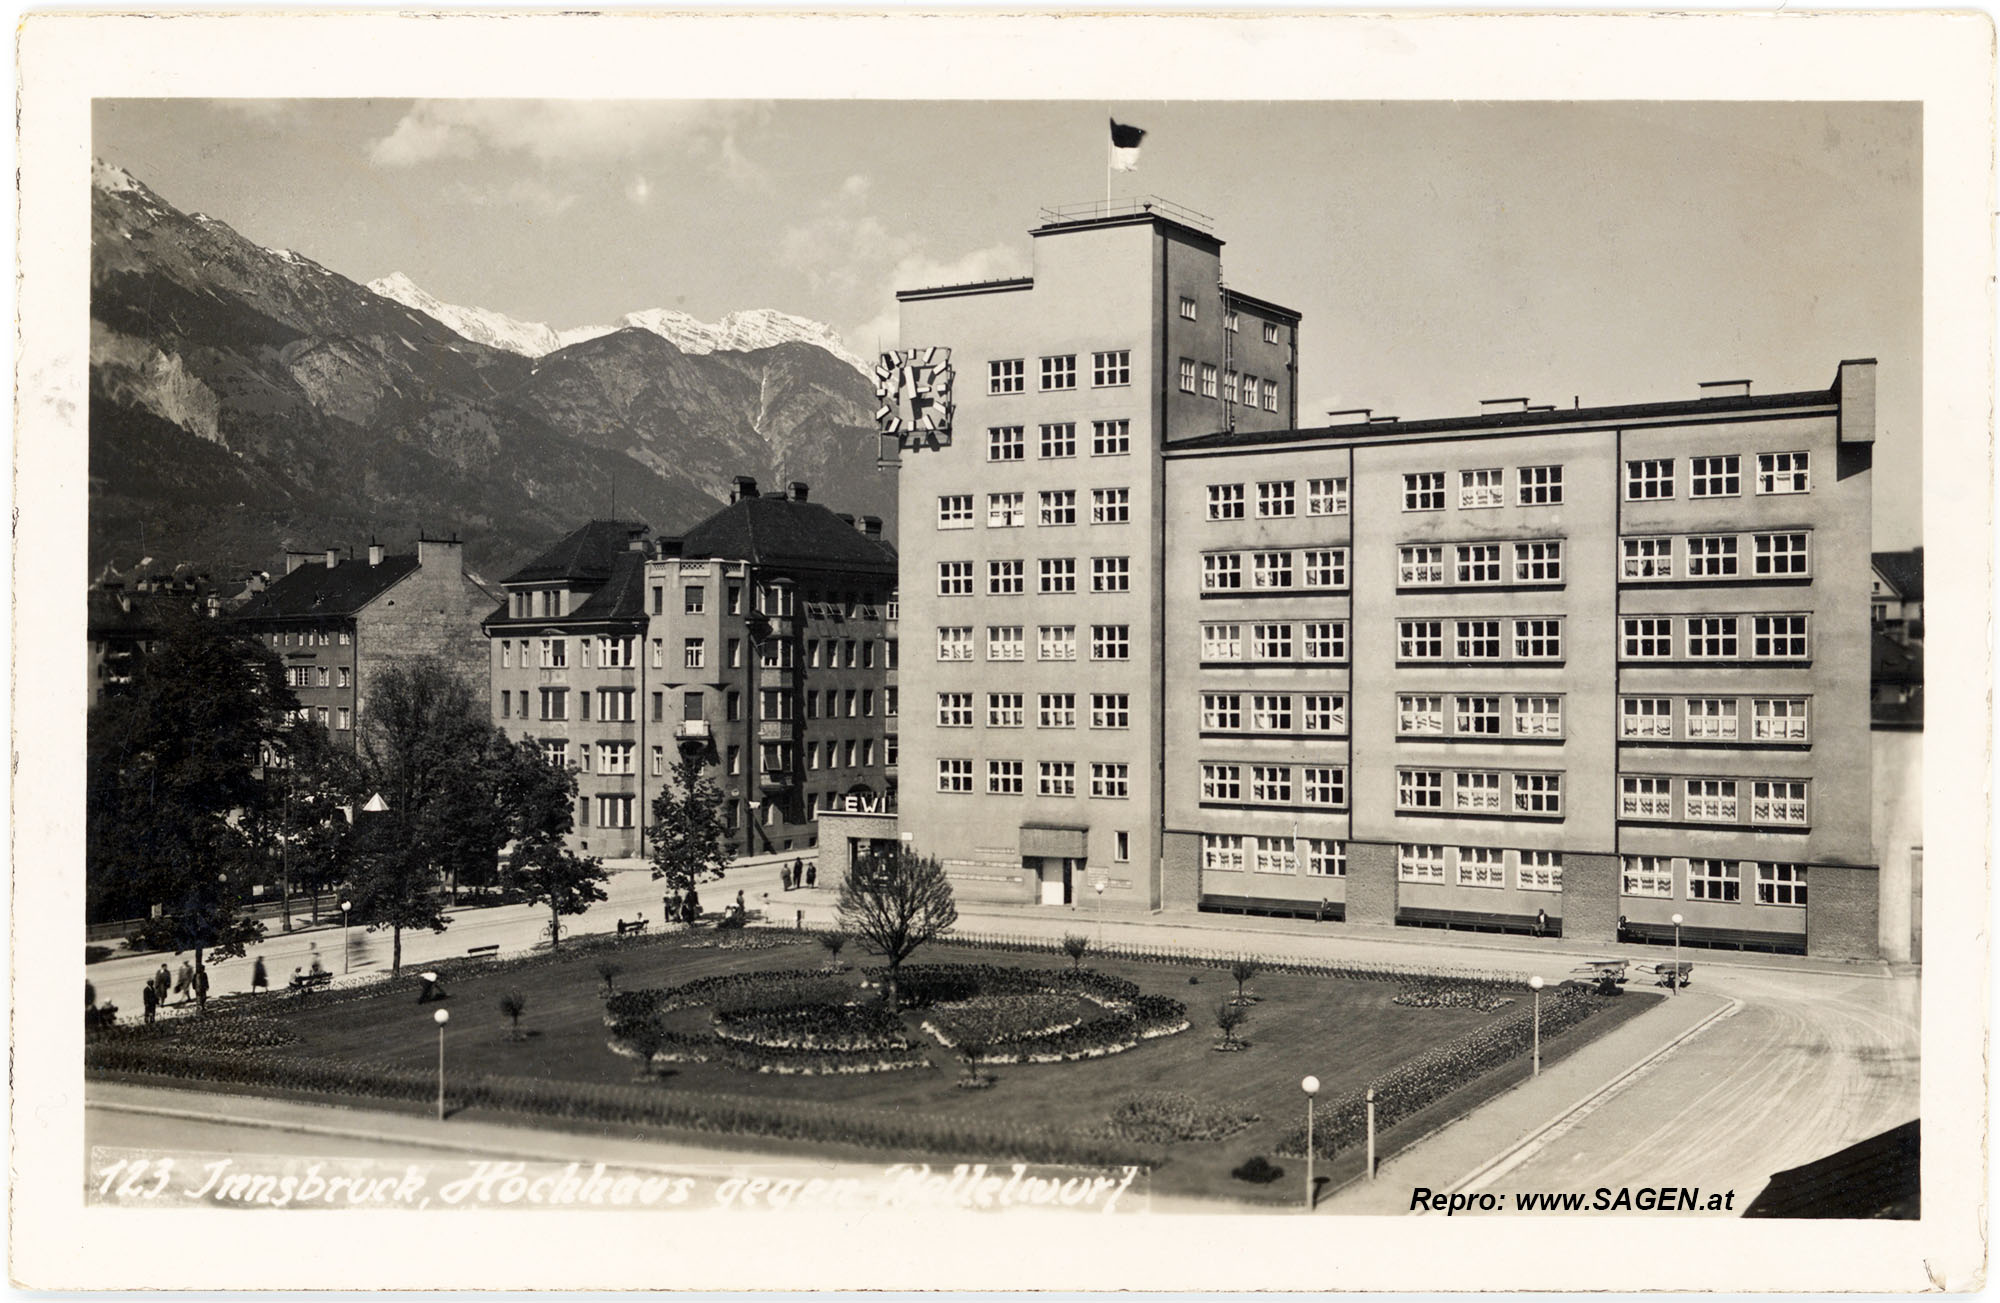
[1528,976,1545,1076]
[1094,879,1106,947]
[1670,913,1684,994]
[1365,1087,1377,1181]
[340,900,352,974]
[1301,1075,1320,1210]
[433,1007,450,1121]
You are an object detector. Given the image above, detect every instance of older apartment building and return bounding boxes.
[887,198,1880,957]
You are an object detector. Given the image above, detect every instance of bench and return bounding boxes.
[1199,894,1345,923]
[288,971,333,996]
[1620,920,1804,956]
[466,944,500,956]
[1397,906,1563,939]
[615,919,649,935]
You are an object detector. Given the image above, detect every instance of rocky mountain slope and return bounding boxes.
[88,161,894,581]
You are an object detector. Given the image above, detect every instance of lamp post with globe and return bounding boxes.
[340,900,352,974]
[433,1007,450,1121]
[1529,976,1544,1076]
[1671,913,1684,994]
[1301,1075,1320,1210]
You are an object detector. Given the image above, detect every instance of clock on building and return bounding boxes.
[873,346,955,448]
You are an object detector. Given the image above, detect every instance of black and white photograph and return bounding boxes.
[14,11,1991,1293]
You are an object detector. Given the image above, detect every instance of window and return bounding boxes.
[1757,451,1810,494]
[1621,776,1673,818]
[1256,481,1296,518]
[1302,694,1346,734]
[1518,850,1564,892]
[597,795,635,829]
[1242,376,1261,409]
[1621,856,1672,898]
[987,626,1023,661]
[1515,541,1562,583]
[599,688,636,722]
[682,638,705,669]
[1403,472,1445,511]
[1302,622,1346,662]
[1251,694,1292,732]
[1513,696,1562,737]
[1623,617,1673,660]
[1302,549,1347,589]
[1398,695,1445,735]
[1621,697,1674,739]
[1689,454,1740,497]
[1038,557,1077,594]
[1200,764,1241,802]
[987,760,1023,795]
[1399,769,1444,810]
[937,561,974,596]
[1686,616,1739,659]
[1251,623,1293,660]
[1304,478,1349,517]
[1202,553,1242,591]
[1252,836,1296,875]
[1039,761,1077,797]
[988,559,1024,596]
[1626,458,1674,500]
[1090,763,1130,799]
[1178,358,1198,393]
[1225,309,1240,332]
[988,426,1025,461]
[1202,834,1245,873]
[1039,424,1077,460]
[1513,772,1562,815]
[1091,625,1131,661]
[1752,698,1809,741]
[1455,771,1502,811]
[1685,778,1739,822]
[1455,619,1502,660]
[1304,839,1352,879]
[1753,614,1808,659]
[541,740,569,768]
[936,693,974,727]
[1623,537,1673,579]
[338,667,352,689]
[1092,420,1131,457]
[335,707,350,730]
[1458,846,1504,888]
[1207,483,1245,520]
[1459,468,1504,509]
[1178,295,1197,320]
[285,666,312,689]
[1755,533,1810,576]
[1513,619,1563,661]
[1399,620,1444,661]
[539,687,568,721]
[1688,858,1740,902]
[1037,625,1077,661]
[1455,695,1501,736]
[500,640,513,669]
[989,358,1025,394]
[1091,488,1131,524]
[1686,536,1739,578]
[937,626,974,661]
[1399,546,1446,586]
[1201,364,1218,398]
[1303,766,1346,808]
[1518,465,1563,505]
[1263,321,1280,344]
[1753,780,1809,825]
[1685,698,1738,741]
[1398,844,1446,883]
[1250,765,1292,804]
[1456,543,1502,585]
[987,492,1025,528]
[937,496,973,529]
[1201,623,1242,661]
[938,759,974,793]
[1202,693,1242,731]
[1091,556,1130,593]
[1252,551,1294,589]
[1223,371,1239,404]
[540,638,568,668]
[1092,694,1130,729]
[1040,355,1076,391]
[315,666,331,688]
[1115,833,1129,863]
[598,741,636,775]
[1756,862,1808,906]
[1092,351,1130,387]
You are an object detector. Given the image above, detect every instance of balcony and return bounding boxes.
[756,718,792,743]
[675,719,710,741]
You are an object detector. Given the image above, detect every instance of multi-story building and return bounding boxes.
[234,537,496,741]
[485,481,898,861]
[893,198,1299,913]
[887,198,1881,957]
[1870,548,1924,643]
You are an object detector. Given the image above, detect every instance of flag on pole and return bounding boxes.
[1109,118,1146,172]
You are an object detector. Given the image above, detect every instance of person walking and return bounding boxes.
[154,963,171,1006]
[195,967,210,1011]
[251,956,269,995]
[174,960,194,1005]
[141,981,158,1024]
[791,857,804,891]
[1536,908,1549,938]
[805,862,816,889]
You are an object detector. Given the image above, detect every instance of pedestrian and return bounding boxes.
[174,960,193,1004]
[805,862,816,889]
[309,949,326,978]
[736,889,745,911]
[251,955,268,995]
[154,963,170,1005]
[141,981,158,1024]
[1536,908,1548,938]
[195,967,209,1010]
[792,857,805,891]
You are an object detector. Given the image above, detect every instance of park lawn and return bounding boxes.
[242,932,1659,1207]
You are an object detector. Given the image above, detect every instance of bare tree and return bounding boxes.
[836,847,958,1011]
[1229,957,1262,1006]
[1214,1000,1247,1050]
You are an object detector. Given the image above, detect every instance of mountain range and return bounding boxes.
[88,159,894,582]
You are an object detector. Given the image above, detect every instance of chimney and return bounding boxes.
[368,539,384,567]
[626,524,652,554]
[732,476,760,502]
[788,481,810,502]
[285,549,318,575]
[656,537,684,559]
[324,547,340,569]
[835,513,856,528]
[416,535,463,572]
[859,515,882,538]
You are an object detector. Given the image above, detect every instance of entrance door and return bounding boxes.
[1062,857,1085,906]
[1033,857,1066,906]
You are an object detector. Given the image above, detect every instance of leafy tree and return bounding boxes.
[1214,1000,1247,1050]
[498,991,527,1040]
[596,959,621,996]
[507,839,608,953]
[817,931,848,965]
[266,719,368,924]
[493,737,604,950]
[86,605,293,995]
[836,845,958,1011]
[648,747,735,895]
[1229,957,1262,1007]
[1061,934,1091,971]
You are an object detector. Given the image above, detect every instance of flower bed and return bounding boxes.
[1106,1091,1261,1144]
[712,1002,911,1053]
[920,993,1094,1048]
[925,986,1189,1064]
[1392,976,1519,1013]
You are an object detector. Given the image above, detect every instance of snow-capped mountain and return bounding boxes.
[367,274,870,373]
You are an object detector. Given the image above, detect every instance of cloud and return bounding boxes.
[849,245,1024,357]
[368,100,766,168]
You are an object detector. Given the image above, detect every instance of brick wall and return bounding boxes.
[1806,863,1881,959]
[1346,841,1398,926]
[1160,831,1200,912]
[1560,852,1621,943]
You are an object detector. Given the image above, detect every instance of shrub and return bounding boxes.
[817,932,848,964]
[1061,934,1091,970]
[498,991,527,1040]
[1106,1092,1259,1144]
[1232,1155,1283,1184]
[1229,958,1261,1006]
[595,960,621,996]
[1214,1000,1247,1049]
[1393,976,1518,1013]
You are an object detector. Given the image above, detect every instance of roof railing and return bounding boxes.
[1036,196,1214,233]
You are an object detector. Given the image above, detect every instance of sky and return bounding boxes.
[94,99,1922,546]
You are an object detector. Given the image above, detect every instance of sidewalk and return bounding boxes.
[1322,988,1735,1213]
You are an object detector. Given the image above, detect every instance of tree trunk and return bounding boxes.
[550,901,562,951]
[193,948,207,1013]
[392,925,403,976]
[883,965,898,1012]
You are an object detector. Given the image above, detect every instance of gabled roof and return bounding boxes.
[1871,549,1924,603]
[234,555,419,621]
[566,550,649,622]
[677,495,897,576]
[504,520,650,586]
